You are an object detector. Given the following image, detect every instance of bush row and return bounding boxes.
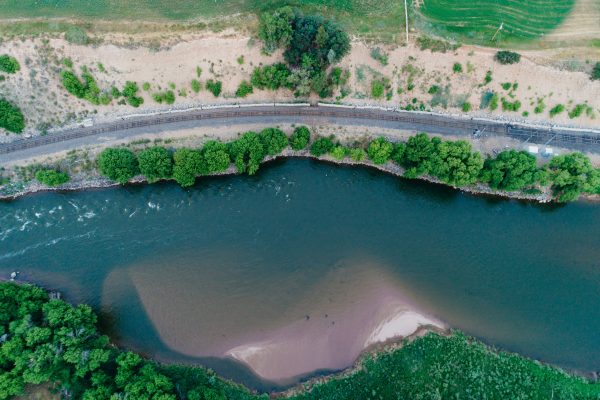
[96,129,600,202]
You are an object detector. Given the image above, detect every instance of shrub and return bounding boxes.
[60,69,103,105]
[152,90,175,104]
[428,85,440,95]
[172,148,205,187]
[138,147,172,183]
[251,63,291,90]
[534,99,546,114]
[122,81,143,107]
[349,147,367,162]
[367,137,394,165]
[205,79,222,97]
[462,102,472,112]
[591,62,600,81]
[191,79,201,93]
[0,98,25,133]
[549,104,565,117]
[484,70,492,85]
[370,47,388,66]
[35,169,70,186]
[97,148,139,184]
[416,36,460,53]
[310,137,335,157]
[290,126,311,150]
[142,82,151,91]
[568,104,587,119]
[330,146,347,160]
[371,80,385,99]
[495,50,521,65]
[489,93,499,111]
[235,80,253,98]
[501,82,512,90]
[0,55,20,74]
[501,98,521,112]
[452,62,463,73]
[229,131,266,175]
[329,67,349,86]
[260,127,288,155]
[64,26,89,45]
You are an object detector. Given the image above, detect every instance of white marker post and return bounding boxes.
[404,0,409,44]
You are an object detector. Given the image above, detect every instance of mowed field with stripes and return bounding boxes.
[417,0,579,44]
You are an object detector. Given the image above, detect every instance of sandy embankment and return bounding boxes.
[224,298,443,382]
[119,256,445,383]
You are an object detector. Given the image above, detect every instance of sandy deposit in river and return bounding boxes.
[116,253,444,382]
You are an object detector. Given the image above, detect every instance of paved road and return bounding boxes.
[2,105,600,163]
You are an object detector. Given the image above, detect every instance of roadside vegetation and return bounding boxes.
[89,129,600,202]
[1,281,599,400]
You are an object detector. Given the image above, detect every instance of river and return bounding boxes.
[1,158,600,390]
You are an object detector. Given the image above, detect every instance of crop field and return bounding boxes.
[416,0,577,45]
[0,0,406,42]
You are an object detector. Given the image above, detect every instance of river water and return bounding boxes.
[1,158,600,389]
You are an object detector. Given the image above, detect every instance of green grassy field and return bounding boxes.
[0,0,406,41]
[416,0,576,45]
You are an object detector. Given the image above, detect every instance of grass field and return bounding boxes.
[0,0,407,42]
[416,0,577,45]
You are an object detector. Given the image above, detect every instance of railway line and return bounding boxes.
[1,104,599,158]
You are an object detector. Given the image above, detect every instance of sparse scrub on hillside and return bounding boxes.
[370,47,389,65]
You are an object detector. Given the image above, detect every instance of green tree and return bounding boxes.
[547,152,598,202]
[138,147,172,183]
[310,137,334,157]
[172,148,205,187]
[401,133,439,178]
[260,128,288,155]
[229,132,266,175]
[0,98,25,133]
[367,137,394,165]
[35,169,70,186]
[258,7,294,55]
[97,148,139,184]
[480,150,541,191]
[290,126,311,150]
[430,140,483,186]
[202,140,230,173]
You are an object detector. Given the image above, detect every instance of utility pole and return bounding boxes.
[491,22,504,42]
[404,0,409,44]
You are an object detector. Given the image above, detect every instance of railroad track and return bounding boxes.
[0,105,598,155]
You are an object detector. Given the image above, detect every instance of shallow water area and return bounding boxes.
[1,159,600,389]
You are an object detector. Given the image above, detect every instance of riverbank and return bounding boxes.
[0,152,554,203]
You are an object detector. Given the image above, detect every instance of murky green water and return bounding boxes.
[2,159,600,389]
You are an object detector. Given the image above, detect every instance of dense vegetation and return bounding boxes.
[1,282,599,400]
[291,331,600,399]
[94,129,600,202]
[0,55,20,74]
[0,282,260,400]
[254,8,351,97]
[591,62,600,81]
[0,99,25,133]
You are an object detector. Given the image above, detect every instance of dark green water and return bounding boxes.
[1,159,600,389]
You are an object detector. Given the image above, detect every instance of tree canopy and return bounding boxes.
[228,132,266,175]
[310,137,335,157]
[0,55,20,74]
[138,146,173,183]
[97,148,139,184]
[202,140,231,173]
[260,127,288,156]
[547,153,600,202]
[290,126,311,150]
[172,148,206,187]
[367,137,394,165]
[258,6,294,55]
[481,150,543,191]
